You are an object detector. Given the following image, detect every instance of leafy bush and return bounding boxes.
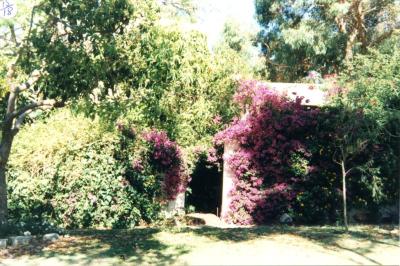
[142,130,189,200]
[7,110,186,229]
[117,124,189,202]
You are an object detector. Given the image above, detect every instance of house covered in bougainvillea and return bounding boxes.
[217,81,327,224]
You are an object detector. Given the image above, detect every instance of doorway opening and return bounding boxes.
[186,157,222,216]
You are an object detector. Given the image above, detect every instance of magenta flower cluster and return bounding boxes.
[232,80,275,111]
[143,130,188,200]
[215,80,319,224]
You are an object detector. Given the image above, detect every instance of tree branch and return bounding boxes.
[13,69,42,93]
[6,99,55,122]
[12,109,33,136]
[7,4,42,80]
[8,25,18,47]
[262,42,289,68]
[345,167,354,176]
[333,150,341,165]
[384,127,400,138]
[27,6,39,41]
[358,139,369,151]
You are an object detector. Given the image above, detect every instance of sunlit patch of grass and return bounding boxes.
[1,225,398,265]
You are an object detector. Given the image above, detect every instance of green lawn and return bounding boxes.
[1,225,399,265]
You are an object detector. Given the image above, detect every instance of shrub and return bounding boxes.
[7,110,187,229]
[119,125,189,202]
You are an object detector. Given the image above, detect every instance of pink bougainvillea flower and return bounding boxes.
[214,79,318,225]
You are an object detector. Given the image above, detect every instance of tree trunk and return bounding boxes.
[0,123,14,225]
[0,62,44,224]
[397,140,400,195]
[344,0,366,62]
[345,30,358,63]
[0,28,43,225]
[341,160,349,231]
[0,163,8,225]
[354,0,367,52]
[0,89,18,225]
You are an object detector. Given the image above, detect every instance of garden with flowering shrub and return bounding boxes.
[0,0,398,238]
[5,73,398,230]
[5,110,190,230]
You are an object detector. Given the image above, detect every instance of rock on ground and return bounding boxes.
[0,239,7,249]
[8,236,32,247]
[43,233,60,242]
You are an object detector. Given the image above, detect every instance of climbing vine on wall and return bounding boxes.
[215,80,319,224]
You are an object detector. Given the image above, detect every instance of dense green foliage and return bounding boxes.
[341,37,400,134]
[295,38,400,224]
[8,109,192,229]
[336,37,400,204]
[255,0,399,81]
[292,37,399,226]
[1,0,398,229]
[0,0,147,225]
[79,17,258,151]
[217,20,267,78]
[21,0,136,100]
[3,0,262,228]
[7,110,160,228]
[294,107,397,224]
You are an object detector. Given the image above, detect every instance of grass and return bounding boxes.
[0,225,399,265]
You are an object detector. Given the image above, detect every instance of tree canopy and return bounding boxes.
[0,0,140,224]
[255,0,400,81]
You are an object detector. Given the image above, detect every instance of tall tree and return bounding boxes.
[0,0,136,225]
[341,36,400,205]
[323,36,400,229]
[255,0,400,81]
[216,19,267,79]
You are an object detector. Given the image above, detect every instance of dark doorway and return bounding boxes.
[186,157,222,216]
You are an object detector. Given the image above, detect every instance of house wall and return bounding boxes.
[165,192,185,217]
[221,142,238,219]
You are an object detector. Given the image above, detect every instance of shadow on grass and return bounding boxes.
[2,228,190,265]
[183,225,399,265]
[2,225,398,265]
[283,226,397,265]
